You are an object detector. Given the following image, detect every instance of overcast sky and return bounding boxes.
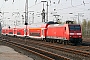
[0,0,90,27]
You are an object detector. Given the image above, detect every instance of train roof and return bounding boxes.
[2,25,31,29]
[29,21,59,28]
[48,23,81,27]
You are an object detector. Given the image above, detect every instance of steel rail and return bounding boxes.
[0,39,70,60]
[25,40,90,57]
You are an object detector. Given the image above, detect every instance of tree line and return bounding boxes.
[81,19,90,38]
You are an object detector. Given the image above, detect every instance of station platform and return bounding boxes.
[0,45,33,60]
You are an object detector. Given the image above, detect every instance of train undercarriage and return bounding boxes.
[45,38,82,45]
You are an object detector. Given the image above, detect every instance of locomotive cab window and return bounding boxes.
[69,25,80,30]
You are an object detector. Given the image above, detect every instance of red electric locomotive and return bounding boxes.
[46,21,82,45]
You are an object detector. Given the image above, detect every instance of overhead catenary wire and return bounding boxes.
[45,0,90,15]
[50,2,90,14]
[2,0,89,14]
[1,0,90,19]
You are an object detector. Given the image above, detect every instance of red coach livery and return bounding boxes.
[2,21,82,45]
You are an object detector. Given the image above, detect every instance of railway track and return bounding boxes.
[0,35,90,60]
[28,40,90,57]
[0,38,70,60]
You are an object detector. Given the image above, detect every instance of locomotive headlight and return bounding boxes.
[79,36,81,37]
[70,36,72,37]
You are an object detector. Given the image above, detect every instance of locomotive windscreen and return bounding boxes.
[69,25,81,30]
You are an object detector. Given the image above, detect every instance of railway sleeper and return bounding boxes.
[5,40,70,60]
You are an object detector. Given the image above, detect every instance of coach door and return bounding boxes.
[41,28,45,39]
[24,29,27,36]
[64,27,66,39]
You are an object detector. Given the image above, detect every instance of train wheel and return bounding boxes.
[59,40,63,44]
[64,41,66,45]
[54,39,57,43]
[67,41,69,45]
[43,38,46,42]
[58,40,61,44]
[73,43,77,46]
[79,40,82,45]
[46,39,51,42]
[51,39,53,43]
[46,39,48,42]
[64,40,68,45]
